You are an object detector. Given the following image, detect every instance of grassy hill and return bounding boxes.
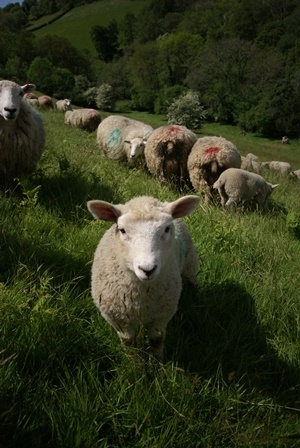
[32,0,147,55]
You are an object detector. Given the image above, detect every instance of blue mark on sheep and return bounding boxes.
[108,128,122,152]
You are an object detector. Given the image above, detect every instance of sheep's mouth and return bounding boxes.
[3,113,17,121]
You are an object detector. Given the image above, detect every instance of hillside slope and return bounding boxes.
[33,0,147,55]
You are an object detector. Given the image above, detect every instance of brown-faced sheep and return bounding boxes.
[0,80,45,188]
[144,124,197,190]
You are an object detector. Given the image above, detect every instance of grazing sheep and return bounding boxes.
[281,136,289,144]
[246,153,260,163]
[97,115,153,165]
[87,194,200,360]
[290,170,300,179]
[0,80,45,187]
[187,136,241,200]
[213,168,278,210]
[144,124,197,190]
[65,108,101,132]
[241,156,260,173]
[38,95,53,109]
[56,98,72,112]
[261,161,292,174]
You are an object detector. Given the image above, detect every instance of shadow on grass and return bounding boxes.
[169,281,300,402]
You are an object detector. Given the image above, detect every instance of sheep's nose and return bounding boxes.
[139,265,157,278]
[4,107,17,115]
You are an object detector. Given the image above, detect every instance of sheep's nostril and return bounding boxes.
[139,265,157,277]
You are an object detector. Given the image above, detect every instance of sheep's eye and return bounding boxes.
[118,227,126,234]
[20,91,24,97]
[165,226,170,233]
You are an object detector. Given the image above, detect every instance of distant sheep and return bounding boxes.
[261,161,292,174]
[24,92,38,100]
[38,95,53,109]
[187,136,241,199]
[290,170,300,179]
[0,80,45,187]
[65,108,101,132]
[241,156,260,173]
[97,115,153,165]
[87,194,200,360]
[213,168,278,210]
[144,124,197,190]
[281,136,289,144]
[246,153,260,163]
[56,98,72,112]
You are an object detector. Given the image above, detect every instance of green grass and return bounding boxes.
[33,0,147,55]
[1,110,300,447]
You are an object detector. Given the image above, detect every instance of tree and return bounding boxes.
[96,83,115,111]
[167,91,206,130]
[27,57,54,93]
[91,20,121,62]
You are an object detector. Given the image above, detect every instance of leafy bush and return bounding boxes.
[95,83,116,111]
[154,85,186,114]
[167,91,207,130]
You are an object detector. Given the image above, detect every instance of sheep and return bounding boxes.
[281,136,289,144]
[144,124,197,190]
[261,161,292,174]
[97,115,153,165]
[87,194,200,360]
[24,92,38,100]
[56,98,72,112]
[246,153,260,163]
[290,169,300,179]
[25,98,39,108]
[187,136,241,200]
[0,80,45,188]
[241,156,260,173]
[213,168,278,210]
[65,108,101,132]
[38,95,53,109]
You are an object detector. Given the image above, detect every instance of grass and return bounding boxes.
[33,0,147,56]
[1,109,300,447]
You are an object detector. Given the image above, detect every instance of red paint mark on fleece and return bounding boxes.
[204,146,221,155]
[168,125,181,133]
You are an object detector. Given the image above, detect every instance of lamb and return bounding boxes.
[56,98,72,112]
[65,108,101,132]
[144,124,197,190]
[97,115,153,165]
[0,80,45,188]
[261,161,292,174]
[187,136,241,200]
[87,194,200,360]
[213,168,278,210]
[38,95,53,109]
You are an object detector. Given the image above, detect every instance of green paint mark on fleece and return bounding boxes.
[108,128,122,153]
[174,221,186,271]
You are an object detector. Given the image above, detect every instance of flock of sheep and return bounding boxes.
[1,79,298,361]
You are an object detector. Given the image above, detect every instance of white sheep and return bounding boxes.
[87,194,200,360]
[38,95,53,109]
[290,169,300,179]
[56,98,72,112]
[65,108,101,132]
[0,80,45,188]
[241,156,260,173]
[261,161,292,174]
[246,153,260,163]
[281,136,289,144]
[144,124,197,190]
[213,168,278,210]
[187,136,241,200]
[97,115,153,165]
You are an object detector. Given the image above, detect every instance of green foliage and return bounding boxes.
[167,90,206,130]
[91,19,121,63]
[27,56,55,93]
[95,83,116,111]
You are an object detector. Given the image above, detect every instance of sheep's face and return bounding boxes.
[0,81,36,121]
[87,195,200,282]
[126,138,146,159]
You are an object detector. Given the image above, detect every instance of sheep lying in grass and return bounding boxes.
[38,95,53,109]
[56,98,72,112]
[65,108,101,132]
[187,136,241,200]
[213,168,278,210]
[97,115,153,165]
[87,194,200,360]
[0,80,45,188]
[144,124,197,190]
[290,169,300,179]
[261,161,292,174]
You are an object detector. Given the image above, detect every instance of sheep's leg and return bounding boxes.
[147,323,167,361]
[102,312,136,346]
[217,188,227,208]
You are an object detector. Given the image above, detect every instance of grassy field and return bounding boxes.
[33,0,147,55]
[1,109,300,447]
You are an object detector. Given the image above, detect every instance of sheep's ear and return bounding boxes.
[87,200,121,223]
[21,83,36,94]
[272,184,279,189]
[166,195,200,219]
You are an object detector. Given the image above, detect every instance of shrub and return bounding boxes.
[167,90,206,130]
[95,83,116,111]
